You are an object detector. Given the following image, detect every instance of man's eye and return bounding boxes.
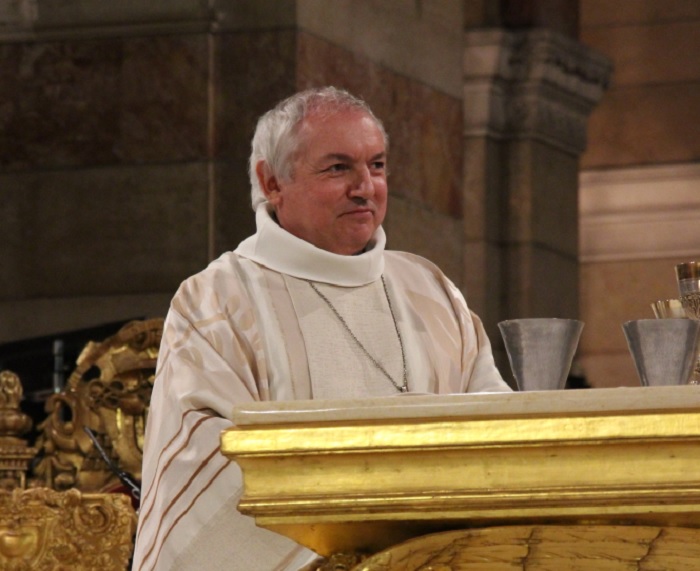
[326,164,348,173]
[371,161,386,171]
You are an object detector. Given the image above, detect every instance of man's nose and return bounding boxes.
[349,166,374,198]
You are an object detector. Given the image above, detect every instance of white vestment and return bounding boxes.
[132,205,511,570]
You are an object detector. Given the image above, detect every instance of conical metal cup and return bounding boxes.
[622,319,700,386]
[498,318,584,391]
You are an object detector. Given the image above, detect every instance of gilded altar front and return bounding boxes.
[222,386,700,569]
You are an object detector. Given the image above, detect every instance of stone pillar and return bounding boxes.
[462,29,611,373]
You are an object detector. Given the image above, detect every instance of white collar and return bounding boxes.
[235,204,385,286]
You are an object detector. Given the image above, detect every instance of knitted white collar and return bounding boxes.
[235,204,385,286]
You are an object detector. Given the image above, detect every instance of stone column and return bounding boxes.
[461,28,611,371]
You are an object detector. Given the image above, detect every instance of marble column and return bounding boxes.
[461,29,611,369]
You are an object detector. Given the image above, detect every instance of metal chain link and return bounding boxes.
[308,276,408,393]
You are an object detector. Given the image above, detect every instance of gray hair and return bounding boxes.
[248,86,388,210]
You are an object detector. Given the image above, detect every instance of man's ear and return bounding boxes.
[256,161,282,206]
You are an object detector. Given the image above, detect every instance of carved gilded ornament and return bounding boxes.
[0,487,136,570]
[301,553,367,571]
[351,525,700,570]
[0,319,163,569]
[33,319,163,492]
[0,371,35,491]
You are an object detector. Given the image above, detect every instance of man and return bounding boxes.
[132,87,511,570]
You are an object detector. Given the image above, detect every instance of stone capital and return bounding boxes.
[463,28,612,155]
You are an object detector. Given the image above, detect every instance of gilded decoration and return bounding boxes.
[0,487,137,570]
[0,319,163,569]
[224,388,700,566]
[33,318,163,492]
[0,371,36,491]
[352,525,700,570]
[301,553,368,571]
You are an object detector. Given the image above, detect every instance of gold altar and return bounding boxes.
[222,386,700,569]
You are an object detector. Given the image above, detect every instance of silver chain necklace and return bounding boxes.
[307,275,408,393]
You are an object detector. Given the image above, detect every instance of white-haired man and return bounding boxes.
[132,87,511,571]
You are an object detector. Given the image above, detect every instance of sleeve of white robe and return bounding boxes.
[434,263,512,394]
[386,251,511,394]
[132,276,318,571]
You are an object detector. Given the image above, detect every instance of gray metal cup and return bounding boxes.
[622,319,700,386]
[498,318,584,391]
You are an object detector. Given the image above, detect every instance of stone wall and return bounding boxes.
[5,0,653,393]
[0,2,311,344]
[1,5,212,342]
[0,0,468,348]
[579,0,700,387]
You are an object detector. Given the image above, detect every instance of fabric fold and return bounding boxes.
[236,204,385,286]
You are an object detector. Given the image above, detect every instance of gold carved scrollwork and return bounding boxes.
[301,553,368,571]
[351,525,700,570]
[33,318,163,493]
[0,487,136,570]
[0,322,160,568]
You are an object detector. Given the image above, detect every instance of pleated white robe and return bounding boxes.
[132,206,510,570]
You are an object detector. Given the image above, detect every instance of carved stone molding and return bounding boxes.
[580,163,700,263]
[0,0,212,41]
[0,0,37,32]
[463,28,612,154]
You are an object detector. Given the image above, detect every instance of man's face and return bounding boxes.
[262,109,388,255]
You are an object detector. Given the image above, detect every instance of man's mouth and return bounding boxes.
[342,207,374,217]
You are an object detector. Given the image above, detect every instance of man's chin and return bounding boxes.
[341,232,378,256]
